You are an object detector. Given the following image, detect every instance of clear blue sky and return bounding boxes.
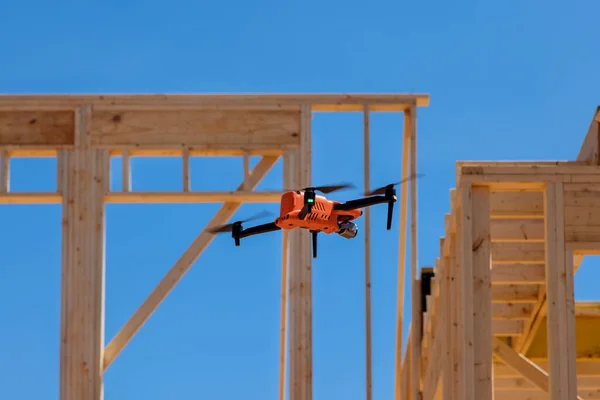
[1,1,600,399]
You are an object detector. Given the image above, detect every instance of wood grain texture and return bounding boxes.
[0,111,74,145]
[90,109,301,147]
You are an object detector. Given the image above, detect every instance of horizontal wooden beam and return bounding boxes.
[492,285,540,303]
[494,360,600,376]
[491,219,544,242]
[0,191,284,204]
[491,242,545,264]
[491,264,545,284]
[490,192,544,218]
[492,303,535,320]
[104,191,282,204]
[495,376,600,390]
[0,93,430,112]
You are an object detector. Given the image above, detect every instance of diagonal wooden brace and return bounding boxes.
[103,155,279,371]
[492,337,584,400]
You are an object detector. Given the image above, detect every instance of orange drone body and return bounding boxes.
[274,190,362,234]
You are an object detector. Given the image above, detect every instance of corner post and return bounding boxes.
[406,105,422,400]
[459,183,493,400]
[544,182,578,399]
[59,105,109,400]
[288,104,313,400]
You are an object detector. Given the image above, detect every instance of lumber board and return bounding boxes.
[0,110,74,145]
[492,303,535,320]
[491,242,545,264]
[90,110,301,147]
[0,93,430,111]
[495,376,600,390]
[564,183,600,244]
[491,285,540,303]
[491,264,546,284]
[491,219,545,242]
[490,192,543,218]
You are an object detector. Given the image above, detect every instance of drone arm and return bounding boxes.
[333,195,393,211]
[238,222,281,239]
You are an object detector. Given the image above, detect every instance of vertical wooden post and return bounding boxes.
[470,186,493,399]
[0,149,9,192]
[406,105,422,400]
[459,184,475,400]
[458,184,493,400]
[544,182,578,399]
[363,105,373,400]
[279,151,292,400]
[395,109,411,400]
[59,105,108,400]
[442,236,453,400]
[289,104,312,400]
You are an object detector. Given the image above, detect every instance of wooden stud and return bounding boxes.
[407,106,422,400]
[363,104,373,400]
[182,147,190,192]
[0,149,8,192]
[279,151,292,400]
[394,106,411,400]
[122,149,131,192]
[544,182,578,399]
[471,186,494,399]
[59,105,109,400]
[288,104,313,400]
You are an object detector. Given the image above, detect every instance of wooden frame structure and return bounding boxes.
[402,106,600,400]
[0,93,429,400]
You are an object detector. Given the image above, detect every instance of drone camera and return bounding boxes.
[336,221,359,239]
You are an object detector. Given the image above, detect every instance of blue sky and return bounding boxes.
[1,0,600,399]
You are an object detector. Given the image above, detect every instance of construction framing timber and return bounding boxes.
[405,106,600,400]
[3,94,600,400]
[0,93,428,400]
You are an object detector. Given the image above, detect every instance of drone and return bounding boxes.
[207,174,422,258]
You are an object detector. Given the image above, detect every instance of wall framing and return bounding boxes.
[403,107,600,400]
[0,93,429,400]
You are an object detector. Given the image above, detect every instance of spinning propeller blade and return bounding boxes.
[364,173,425,196]
[275,182,356,194]
[206,210,273,234]
[304,183,355,194]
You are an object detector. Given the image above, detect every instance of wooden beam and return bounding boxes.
[491,219,545,242]
[59,106,109,400]
[279,152,292,400]
[492,338,585,400]
[394,106,411,400]
[492,337,550,392]
[459,183,476,400]
[492,303,535,320]
[544,182,578,399]
[104,191,283,203]
[288,104,312,400]
[407,106,422,400]
[470,185,494,399]
[90,109,302,148]
[363,105,373,400]
[102,155,279,371]
[0,93,430,112]
[491,264,546,284]
[490,192,544,218]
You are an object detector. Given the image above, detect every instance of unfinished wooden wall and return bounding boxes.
[0,93,429,400]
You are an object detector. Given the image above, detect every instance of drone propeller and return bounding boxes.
[364,173,425,196]
[206,210,273,234]
[303,183,355,194]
